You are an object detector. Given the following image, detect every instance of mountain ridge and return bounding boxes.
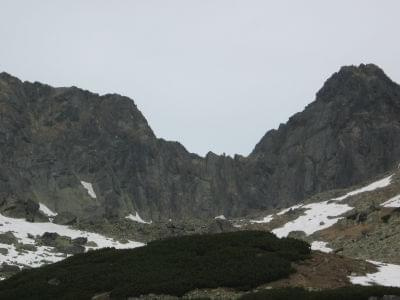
[1,63,400,222]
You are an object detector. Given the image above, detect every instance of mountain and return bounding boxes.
[1,64,400,223]
[246,64,400,208]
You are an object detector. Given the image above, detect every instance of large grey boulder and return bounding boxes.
[38,232,85,254]
[53,212,77,225]
[0,232,17,245]
[206,219,237,234]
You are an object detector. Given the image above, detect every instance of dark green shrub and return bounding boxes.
[241,286,400,300]
[0,231,310,300]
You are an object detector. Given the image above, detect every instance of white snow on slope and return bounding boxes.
[126,212,152,224]
[277,204,303,216]
[81,181,96,199]
[0,214,144,269]
[311,241,333,253]
[271,174,393,238]
[272,200,353,238]
[381,194,400,208]
[249,214,274,224]
[0,242,66,268]
[349,260,400,287]
[215,215,226,220]
[331,175,393,201]
[39,203,57,218]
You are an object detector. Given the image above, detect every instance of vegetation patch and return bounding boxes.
[241,286,400,300]
[0,231,310,300]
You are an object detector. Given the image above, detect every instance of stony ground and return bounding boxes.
[2,166,400,298]
[235,170,400,265]
[122,252,377,300]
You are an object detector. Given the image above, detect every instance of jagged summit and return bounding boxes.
[0,65,400,222]
[0,72,22,87]
[316,63,398,103]
[0,71,15,79]
[337,63,387,79]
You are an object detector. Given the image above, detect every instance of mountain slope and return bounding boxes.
[0,73,244,221]
[1,64,400,222]
[247,64,400,208]
[1,230,399,300]
[244,166,400,266]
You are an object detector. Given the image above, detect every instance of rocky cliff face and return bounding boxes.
[246,64,400,208]
[1,64,400,222]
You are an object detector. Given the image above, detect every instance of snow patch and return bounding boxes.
[277,204,303,216]
[38,203,57,218]
[332,175,393,201]
[272,200,352,238]
[0,214,144,269]
[381,194,400,208]
[214,215,226,220]
[249,214,274,224]
[271,175,394,238]
[311,241,333,253]
[80,181,96,199]
[349,260,400,287]
[126,212,152,224]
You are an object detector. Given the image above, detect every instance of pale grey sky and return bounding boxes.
[1,1,399,156]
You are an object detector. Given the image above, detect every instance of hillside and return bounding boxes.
[1,231,400,300]
[240,165,400,287]
[1,64,400,223]
[0,231,312,299]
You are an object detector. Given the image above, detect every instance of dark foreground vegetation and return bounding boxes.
[241,286,400,300]
[0,231,310,300]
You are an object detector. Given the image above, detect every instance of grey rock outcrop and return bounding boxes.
[206,219,237,234]
[247,64,400,208]
[0,64,399,221]
[38,232,85,254]
[53,212,77,225]
[0,232,17,245]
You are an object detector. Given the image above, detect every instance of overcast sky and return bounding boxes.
[1,1,400,156]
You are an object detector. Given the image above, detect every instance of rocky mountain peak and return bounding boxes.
[1,65,400,222]
[0,72,17,81]
[249,63,400,209]
[316,63,398,104]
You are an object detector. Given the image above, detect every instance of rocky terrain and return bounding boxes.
[1,230,397,300]
[238,166,400,287]
[2,64,400,298]
[1,64,400,224]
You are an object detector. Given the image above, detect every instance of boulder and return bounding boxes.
[206,219,236,234]
[40,232,60,247]
[53,212,77,225]
[86,241,98,247]
[38,232,84,254]
[72,237,88,246]
[287,231,307,240]
[16,243,37,252]
[57,244,85,255]
[0,232,17,245]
